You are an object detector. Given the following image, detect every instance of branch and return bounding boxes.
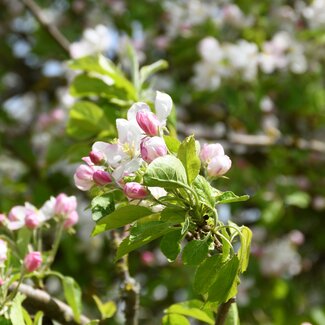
[215,298,236,325]
[19,0,71,55]
[111,230,140,325]
[9,282,90,325]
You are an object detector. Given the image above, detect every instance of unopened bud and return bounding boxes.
[124,182,148,199]
[136,110,160,136]
[25,212,41,229]
[140,137,167,163]
[24,251,42,273]
[207,155,232,176]
[89,150,104,165]
[64,211,79,229]
[55,193,77,215]
[200,143,225,163]
[93,170,112,186]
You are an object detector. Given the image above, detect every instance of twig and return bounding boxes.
[19,0,71,55]
[111,230,140,325]
[9,282,90,325]
[215,298,236,325]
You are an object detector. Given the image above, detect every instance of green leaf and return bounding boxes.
[285,191,310,208]
[166,300,214,325]
[216,191,249,204]
[22,307,33,325]
[91,193,115,222]
[0,317,12,325]
[93,295,116,319]
[126,42,140,92]
[68,55,137,100]
[140,60,168,85]
[177,136,201,184]
[17,227,31,256]
[207,256,240,303]
[116,221,175,259]
[62,276,82,323]
[162,314,190,325]
[143,155,188,189]
[238,226,252,273]
[181,217,190,235]
[160,207,186,224]
[92,205,153,236]
[9,293,25,325]
[220,227,232,262]
[163,135,181,154]
[182,238,209,266]
[33,311,44,325]
[160,229,182,261]
[193,175,216,211]
[194,254,223,294]
[225,303,240,325]
[67,101,110,140]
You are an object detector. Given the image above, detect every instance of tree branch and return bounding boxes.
[111,230,140,325]
[9,282,90,325]
[19,0,71,55]
[215,298,236,325]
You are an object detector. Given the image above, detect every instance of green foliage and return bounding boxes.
[92,205,154,236]
[92,295,116,320]
[91,193,115,222]
[143,155,188,188]
[160,229,183,261]
[182,238,210,266]
[9,293,26,325]
[177,135,201,184]
[62,276,83,323]
[162,314,190,325]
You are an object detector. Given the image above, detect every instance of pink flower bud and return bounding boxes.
[55,193,77,215]
[25,211,41,229]
[93,170,112,186]
[141,251,155,266]
[63,211,79,229]
[207,155,232,176]
[124,182,148,199]
[24,251,42,273]
[74,164,95,191]
[0,278,4,286]
[200,143,225,163]
[136,110,160,136]
[89,150,104,165]
[140,137,167,163]
[0,239,8,264]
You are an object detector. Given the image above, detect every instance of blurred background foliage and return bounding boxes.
[0,0,325,324]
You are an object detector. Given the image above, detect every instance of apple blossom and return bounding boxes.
[124,182,148,199]
[200,143,225,163]
[63,211,79,229]
[24,251,42,273]
[0,239,8,264]
[93,170,112,186]
[89,150,105,165]
[74,164,96,191]
[140,137,168,163]
[207,155,232,177]
[55,193,77,215]
[8,206,26,230]
[136,110,160,136]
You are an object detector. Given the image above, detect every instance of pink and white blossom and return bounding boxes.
[124,182,148,199]
[63,210,79,229]
[140,137,168,163]
[207,155,232,177]
[55,193,77,215]
[0,239,8,265]
[93,170,112,185]
[200,143,225,163]
[24,251,42,273]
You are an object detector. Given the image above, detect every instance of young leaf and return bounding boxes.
[225,302,240,325]
[143,155,188,189]
[9,293,26,325]
[192,175,216,211]
[160,229,182,261]
[238,226,252,273]
[207,255,240,303]
[67,101,110,140]
[22,307,33,325]
[163,135,181,154]
[166,300,214,325]
[91,193,115,222]
[181,217,190,235]
[116,221,175,260]
[162,314,190,325]
[160,207,186,224]
[140,60,168,85]
[93,295,116,319]
[33,311,44,325]
[92,205,153,236]
[177,136,201,184]
[215,191,249,204]
[182,238,209,266]
[62,276,82,322]
[194,254,223,295]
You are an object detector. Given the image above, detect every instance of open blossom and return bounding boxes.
[24,251,42,273]
[140,137,168,163]
[55,193,77,215]
[8,206,26,230]
[0,239,8,264]
[124,182,148,199]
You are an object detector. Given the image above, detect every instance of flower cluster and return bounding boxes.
[193,33,307,90]
[0,193,78,231]
[74,91,232,199]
